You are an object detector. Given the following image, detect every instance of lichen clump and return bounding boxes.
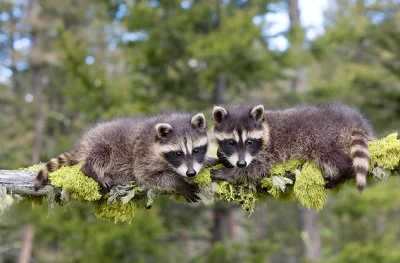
[294,162,326,211]
[216,182,258,214]
[95,200,138,224]
[194,164,224,185]
[49,163,102,201]
[369,133,400,170]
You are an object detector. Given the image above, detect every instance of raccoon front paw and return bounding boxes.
[324,178,335,189]
[203,157,221,167]
[179,184,200,203]
[98,176,113,190]
[210,169,235,183]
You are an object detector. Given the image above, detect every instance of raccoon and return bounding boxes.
[34,112,214,202]
[211,104,374,191]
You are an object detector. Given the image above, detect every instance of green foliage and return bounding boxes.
[327,242,400,263]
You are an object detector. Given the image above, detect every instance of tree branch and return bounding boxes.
[0,170,53,196]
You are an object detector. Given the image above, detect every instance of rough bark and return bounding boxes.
[0,170,54,196]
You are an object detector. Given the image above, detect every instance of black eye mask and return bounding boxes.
[193,145,207,164]
[164,151,183,168]
[246,139,262,155]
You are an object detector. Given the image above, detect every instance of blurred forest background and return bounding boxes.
[1,0,400,262]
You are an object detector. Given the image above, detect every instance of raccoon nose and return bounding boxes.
[236,160,247,168]
[186,169,197,177]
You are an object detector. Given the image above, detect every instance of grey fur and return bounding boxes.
[35,112,213,202]
[212,103,374,191]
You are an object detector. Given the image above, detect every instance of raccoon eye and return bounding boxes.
[246,140,253,146]
[175,151,183,157]
[228,140,235,146]
[193,148,199,154]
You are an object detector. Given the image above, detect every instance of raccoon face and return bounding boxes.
[212,105,266,168]
[154,113,208,177]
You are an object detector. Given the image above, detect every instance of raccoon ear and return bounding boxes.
[155,123,173,139]
[191,113,207,130]
[250,105,264,123]
[212,106,228,124]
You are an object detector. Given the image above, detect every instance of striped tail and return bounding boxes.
[350,131,371,192]
[34,150,78,191]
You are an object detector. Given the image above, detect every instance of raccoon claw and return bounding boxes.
[180,184,200,203]
[98,176,113,190]
[184,192,200,203]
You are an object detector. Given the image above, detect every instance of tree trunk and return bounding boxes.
[211,71,234,243]
[288,0,300,26]
[212,205,232,242]
[288,0,307,93]
[299,207,322,260]
[31,67,46,165]
[214,72,226,104]
[29,0,46,165]
[288,0,322,259]
[18,224,34,263]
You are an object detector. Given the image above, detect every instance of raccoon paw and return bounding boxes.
[183,192,200,203]
[210,169,235,183]
[98,176,113,190]
[324,178,335,189]
[203,157,222,167]
[180,184,200,203]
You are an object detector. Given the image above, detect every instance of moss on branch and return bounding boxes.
[10,133,400,223]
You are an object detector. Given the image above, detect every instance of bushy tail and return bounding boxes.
[350,130,371,192]
[34,150,78,191]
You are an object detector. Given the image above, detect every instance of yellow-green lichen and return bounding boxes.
[260,177,295,202]
[19,164,43,172]
[268,159,304,175]
[24,195,44,207]
[294,162,326,211]
[49,163,102,201]
[194,164,224,185]
[95,200,138,224]
[369,133,400,171]
[216,182,257,214]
